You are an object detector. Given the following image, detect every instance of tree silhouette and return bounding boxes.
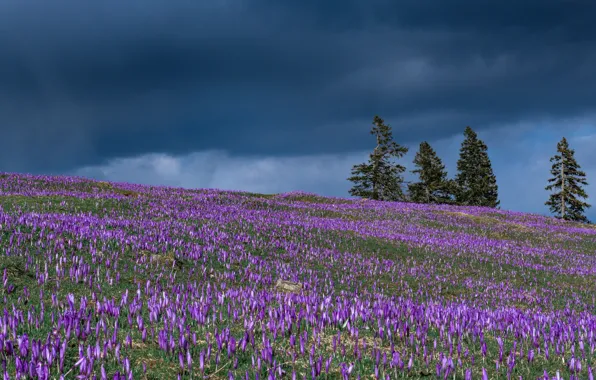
[454,126,499,208]
[348,116,408,201]
[545,137,591,223]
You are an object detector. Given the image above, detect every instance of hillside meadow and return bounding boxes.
[0,173,595,379]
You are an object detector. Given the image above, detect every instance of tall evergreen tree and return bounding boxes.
[408,141,456,204]
[545,137,591,223]
[348,116,408,201]
[454,126,499,207]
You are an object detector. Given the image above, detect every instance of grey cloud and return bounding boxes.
[73,150,367,196]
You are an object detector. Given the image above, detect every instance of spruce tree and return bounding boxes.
[408,141,456,204]
[348,116,408,201]
[545,137,591,223]
[454,126,499,207]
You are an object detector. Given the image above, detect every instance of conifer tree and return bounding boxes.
[348,116,408,201]
[408,141,456,204]
[454,126,499,207]
[545,137,591,223]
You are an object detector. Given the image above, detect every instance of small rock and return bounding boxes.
[275,279,303,293]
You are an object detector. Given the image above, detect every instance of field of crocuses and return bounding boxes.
[0,173,595,379]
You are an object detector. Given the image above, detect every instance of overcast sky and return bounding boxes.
[1,0,595,219]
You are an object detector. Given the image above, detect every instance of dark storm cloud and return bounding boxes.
[272,0,594,36]
[0,0,595,173]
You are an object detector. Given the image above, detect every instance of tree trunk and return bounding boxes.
[561,162,565,219]
[372,135,381,200]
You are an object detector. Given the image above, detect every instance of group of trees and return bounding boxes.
[348,116,591,223]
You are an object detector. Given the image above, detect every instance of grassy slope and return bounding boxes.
[0,173,595,379]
